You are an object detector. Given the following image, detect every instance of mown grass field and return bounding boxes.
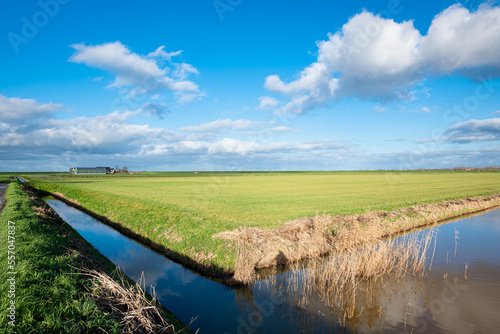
[28,171,500,273]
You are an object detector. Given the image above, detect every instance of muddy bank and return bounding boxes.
[216,194,500,277]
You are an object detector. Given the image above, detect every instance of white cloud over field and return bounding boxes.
[69,41,203,103]
[420,118,500,143]
[0,94,346,170]
[264,5,500,114]
[3,94,497,172]
[0,94,66,121]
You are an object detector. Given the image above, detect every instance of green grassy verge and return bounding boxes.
[0,182,190,333]
[26,171,500,273]
[0,175,13,183]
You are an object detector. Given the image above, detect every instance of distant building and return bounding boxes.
[97,167,112,174]
[72,167,111,175]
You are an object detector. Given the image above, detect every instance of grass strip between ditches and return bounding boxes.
[0,181,190,333]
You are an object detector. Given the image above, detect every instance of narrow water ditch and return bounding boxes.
[0,184,7,206]
[45,197,500,333]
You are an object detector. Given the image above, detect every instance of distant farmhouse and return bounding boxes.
[70,167,113,175]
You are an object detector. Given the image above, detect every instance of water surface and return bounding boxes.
[0,184,6,205]
[46,198,500,333]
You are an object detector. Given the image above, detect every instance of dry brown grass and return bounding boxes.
[159,226,184,243]
[307,231,435,323]
[253,231,436,328]
[84,269,176,334]
[217,194,500,283]
[31,205,58,219]
[233,241,261,285]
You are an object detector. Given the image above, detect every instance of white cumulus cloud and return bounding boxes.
[138,102,169,119]
[268,126,298,132]
[179,119,258,132]
[256,96,280,110]
[418,106,431,113]
[420,4,500,79]
[0,94,66,121]
[265,4,500,114]
[419,118,500,143]
[69,41,202,103]
[147,46,183,61]
[0,110,174,156]
[444,118,500,143]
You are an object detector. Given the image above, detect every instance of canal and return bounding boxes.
[46,198,500,333]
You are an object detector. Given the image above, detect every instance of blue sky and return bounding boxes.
[1,0,499,171]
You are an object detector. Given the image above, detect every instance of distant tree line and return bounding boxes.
[114,166,128,174]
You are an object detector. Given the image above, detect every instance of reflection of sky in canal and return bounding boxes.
[46,199,249,333]
[47,198,500,334]
[421,211,500,268]
[0,184,6,204]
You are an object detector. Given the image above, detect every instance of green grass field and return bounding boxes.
[28,171,500,273]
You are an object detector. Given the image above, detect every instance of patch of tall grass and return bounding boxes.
[85,269,175,334]
[252,230,437,328]
[307,231,435,322]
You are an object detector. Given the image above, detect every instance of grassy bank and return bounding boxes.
[0,182,189,333]
[27,172,500,275]
[0,175,12,183]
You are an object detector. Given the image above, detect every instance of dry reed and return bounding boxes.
[217,194,500,283]
[251,230,437,329]
[233,240,259,285]
[444,252,449,280]
[307,231,435,322]
[83,268,176,334]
